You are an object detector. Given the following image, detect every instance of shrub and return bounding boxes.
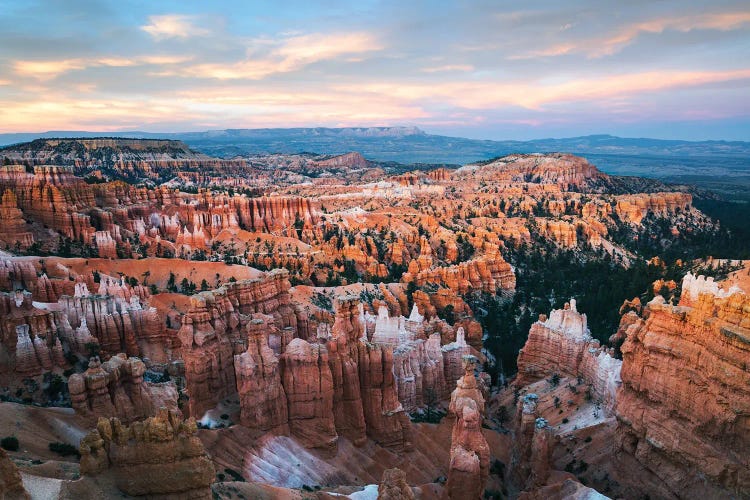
[1,436,19,451]
[223,468,245,482]
[562,418,569,424]
[48,442,79,457]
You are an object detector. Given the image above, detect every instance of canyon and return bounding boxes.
[0,139,746,499]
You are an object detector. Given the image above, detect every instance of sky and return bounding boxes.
[0,0,748,140]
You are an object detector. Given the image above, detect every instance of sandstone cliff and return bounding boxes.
[615,273,750,497]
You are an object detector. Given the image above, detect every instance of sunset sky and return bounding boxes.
[0,0,748,140]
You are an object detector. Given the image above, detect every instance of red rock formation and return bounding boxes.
[310,152,368,170]
[445,356,489,500]
[327,296,367,445]
[358,340,413,450]
[614,192,692,224]
[393,332,446,411]
[0,290,65,376]
[0,448,30,500]
[68,354,178,424]
[178,293,237,419]
[615,273,750,498]
[516,300,621,413]
[0,259,37,292]
[457,154,606,190]
[281,338,338,454]
[0,189,33,250]
[377,468,416,499]
[57,291,165,361]
[406,251,515,296]
[509,393,555,493]
[234,315,289,433]
[178,270,295,418]
[79,409,215,499]
[0,165,96,242]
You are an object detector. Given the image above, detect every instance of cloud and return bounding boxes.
[340,69,750,110]
[421,65,474,73]
[173,31,383,80]
[141,14,209,40]
[12,55,193,80]
[14,59,87,80]
[513,11,750,59]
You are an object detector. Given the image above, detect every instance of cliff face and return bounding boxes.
[516,300,622,413]
[0,189,33,250]
[614,192,692,224]
[615,273,750,498]
[509,394,555,493]
[79,409,215,499]
[0,291,66,377]
[0,165,96,242]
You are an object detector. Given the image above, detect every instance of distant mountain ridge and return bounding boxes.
[0,128,747,164]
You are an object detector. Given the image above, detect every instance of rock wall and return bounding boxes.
[0,189,33,250]
[79,409,215,499]
[328,296,367,445]
[509,393,555,493]
[407,251,515,296]
[615,273,750,498]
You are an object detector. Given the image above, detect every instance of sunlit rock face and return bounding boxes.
[615,273,750,498]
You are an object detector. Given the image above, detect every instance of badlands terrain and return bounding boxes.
[0,138,747,499]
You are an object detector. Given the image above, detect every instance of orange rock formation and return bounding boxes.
[616,273,750,497]
[80,409,215,499]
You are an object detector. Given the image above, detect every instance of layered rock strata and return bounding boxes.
[281,338,337,454]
